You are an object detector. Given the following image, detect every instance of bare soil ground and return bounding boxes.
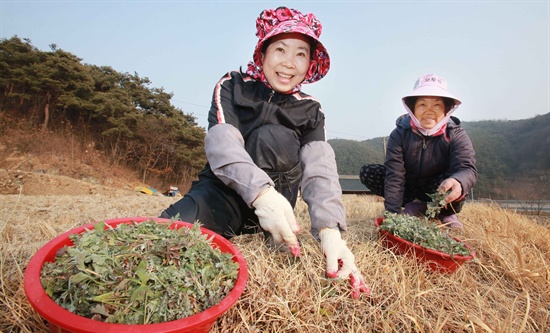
[0,168,142,197]
[0,140,148,197]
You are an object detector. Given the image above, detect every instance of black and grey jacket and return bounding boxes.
[384,114,477,213]
[202,70,345,238]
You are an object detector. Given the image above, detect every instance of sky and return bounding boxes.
[1,0,549,140]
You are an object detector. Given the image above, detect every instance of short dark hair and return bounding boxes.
[404,96,455,114]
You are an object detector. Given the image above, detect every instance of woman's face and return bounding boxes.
[261,33,311,93]
[413,96,446,129]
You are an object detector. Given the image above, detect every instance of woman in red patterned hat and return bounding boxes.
[161,6,369,298]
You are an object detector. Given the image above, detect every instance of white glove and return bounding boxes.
[252,186,301,257]
[319,228,370,299]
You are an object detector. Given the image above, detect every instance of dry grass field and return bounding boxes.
[1,188,549,332]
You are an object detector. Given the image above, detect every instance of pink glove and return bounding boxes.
[252,186,301,257]
[319,228,370,299]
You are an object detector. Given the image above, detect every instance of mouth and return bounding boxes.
[277,72,294,79]
[422,113,436,121]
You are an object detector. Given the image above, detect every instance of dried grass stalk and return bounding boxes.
[1,194,549,332]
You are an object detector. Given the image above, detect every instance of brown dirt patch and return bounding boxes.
[0,168,142,196]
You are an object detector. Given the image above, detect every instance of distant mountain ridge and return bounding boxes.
[329,112,550,199]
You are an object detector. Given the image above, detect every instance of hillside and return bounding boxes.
[0,129,167,197]
[0,36,206,194]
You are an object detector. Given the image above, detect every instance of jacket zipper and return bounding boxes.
[416,132,427,175]
[268,90,275,103]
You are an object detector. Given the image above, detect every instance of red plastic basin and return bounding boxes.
[374,217,475,273]
[24,217,248,333]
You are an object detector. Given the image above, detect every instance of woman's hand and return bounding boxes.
[438,178,463,203]
[252,186,301,257]
[319,228,370,299]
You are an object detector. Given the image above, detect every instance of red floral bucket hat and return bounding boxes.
[246,7,330,86]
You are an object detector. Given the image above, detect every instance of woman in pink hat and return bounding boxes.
[360,74,477,228]
[161,6,369,298]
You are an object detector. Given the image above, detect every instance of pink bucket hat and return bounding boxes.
[246,6,330,85]
[402,74,461,106]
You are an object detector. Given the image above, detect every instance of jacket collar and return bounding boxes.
[397,114,461,136]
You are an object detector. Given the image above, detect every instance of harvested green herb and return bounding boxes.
[380,212,470,257]
[426,191,448,218]
[41,220,240,324]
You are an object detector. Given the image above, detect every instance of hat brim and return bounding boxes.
[402,86,461,106]
[252,20,330,84]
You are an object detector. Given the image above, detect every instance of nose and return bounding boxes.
[281,54,296,68]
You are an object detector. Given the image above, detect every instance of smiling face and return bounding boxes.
[413,96,446,129]
[261,33,311,93]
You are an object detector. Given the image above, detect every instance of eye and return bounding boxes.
[297,51,307,57]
